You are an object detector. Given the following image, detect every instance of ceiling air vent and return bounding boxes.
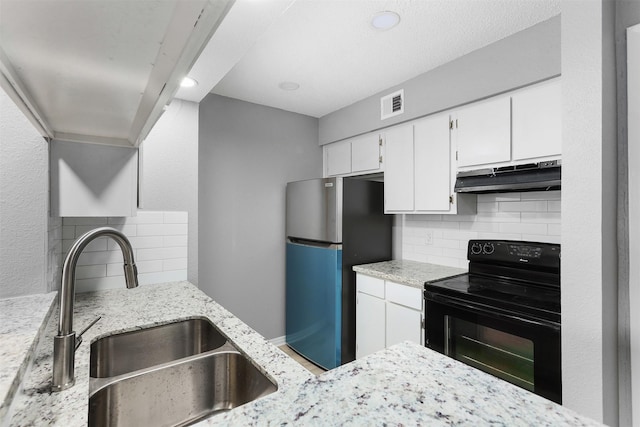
[380,89,404,120]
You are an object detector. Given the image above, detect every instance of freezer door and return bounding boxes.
[285,241,342,370]
[286,178,342,243]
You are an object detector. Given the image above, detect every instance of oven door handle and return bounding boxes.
[425,293,561,331]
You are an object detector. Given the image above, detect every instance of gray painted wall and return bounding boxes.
[319,15,560,145]
[140,99,199,285]
[0,88,49,298]
[614,2,640,426]
[560,0,630,424]
[198,94,321,339]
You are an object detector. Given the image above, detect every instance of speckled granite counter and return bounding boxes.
[6,281,313,426]
[209,341,601,426]
[5,281,601,426]
[353,259,467,289]
[0,292,57,421]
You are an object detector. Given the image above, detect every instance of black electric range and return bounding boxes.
[424,240,562,403]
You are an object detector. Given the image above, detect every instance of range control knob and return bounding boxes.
[483,243,495,255]
[470,243,483,255]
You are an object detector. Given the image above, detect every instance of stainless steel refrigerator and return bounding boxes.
[285,177,391,369]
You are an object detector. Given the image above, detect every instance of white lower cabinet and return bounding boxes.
[355,292,386,359]
[356,273,424,359]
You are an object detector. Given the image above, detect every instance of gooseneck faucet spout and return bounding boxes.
[52,227,138,392]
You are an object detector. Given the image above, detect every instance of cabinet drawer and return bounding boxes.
[357,274,385,298]
[385,281,422,310]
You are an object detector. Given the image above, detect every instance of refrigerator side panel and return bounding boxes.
[341,178,392,364]
[286,178,342,243]
[285,241,342,369]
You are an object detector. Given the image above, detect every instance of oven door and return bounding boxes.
[425,292,561,404]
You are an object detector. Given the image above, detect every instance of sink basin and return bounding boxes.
[88,318,278,426]
[90,318,228,378]
[88,351,278,427]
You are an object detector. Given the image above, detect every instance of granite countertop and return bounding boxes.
[6,281,313,426]
[212,341,601,426]
[0,292,57,421]
[353,259,467,289]
[4,281,601,426]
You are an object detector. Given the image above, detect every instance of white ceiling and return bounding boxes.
[179,0,560,118]
[0,0,233,146]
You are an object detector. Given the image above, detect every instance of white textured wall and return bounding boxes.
[402,191,560,268]
[561,1,618,424]
[0,88,49,298]
[140,100,198,285]
[60,211,188,293]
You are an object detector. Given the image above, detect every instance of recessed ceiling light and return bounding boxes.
[180,77,198,88]
[371,11,400,31]
[278,81,300,91]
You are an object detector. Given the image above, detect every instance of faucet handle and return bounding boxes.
[75,316,101,349]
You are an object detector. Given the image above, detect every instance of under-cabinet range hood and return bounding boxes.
[0,0,234,147]
[454,160,561,194]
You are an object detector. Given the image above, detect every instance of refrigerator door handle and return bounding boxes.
[287,237,342,250]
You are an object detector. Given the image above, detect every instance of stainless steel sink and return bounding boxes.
[88,318,278,426]
[90,318,228,378]
[88,351,278,427]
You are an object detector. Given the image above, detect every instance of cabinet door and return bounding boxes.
[512,79,562,161]
[351,134,381,173]
[325,141,351,176]
[456,96,511,168]
[386,302,422,347]
[383,125,414,212]
[51,140,138,217]
[356,292,386,359]
[414,114,452,212]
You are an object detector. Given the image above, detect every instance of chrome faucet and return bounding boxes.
[52,227,138,392]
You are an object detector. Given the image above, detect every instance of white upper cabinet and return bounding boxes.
[324,133,382,177]
[511,79,562,161]
[455,78,562,169]
[384,115,476,215]
[351,134,382,173]
[414,114,452,212]
[325,141,352,176]
[383,125,414,212]
[50,140,138,217]
[455,96,512,168]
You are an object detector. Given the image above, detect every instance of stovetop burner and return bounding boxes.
[424,240,561,324]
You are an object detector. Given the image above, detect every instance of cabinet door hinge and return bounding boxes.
[455,119,458,128]
[449,195,454,205]
[421,318,425,330]
[455,151,458,161]
[379,136,383,146]
[449,120,454,130]
[379,155,383,164]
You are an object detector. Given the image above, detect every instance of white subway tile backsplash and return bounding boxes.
[107,236,164,251]
[163,258,187,271]
[164,212,188,224]
[521,191,561,201]
[136,224,165,236]
[62,226,76,239]
[75,265,106,280]
[77,250,124,266]
[499,222,548,235]
[548,223,562,236]
[499,200,548,212]
[402,191,561,266]
[163,235,188,247]
[163,224,188,236]
[548,200,562,212]
[60,211,188,292]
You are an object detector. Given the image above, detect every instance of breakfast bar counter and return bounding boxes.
[3,281,600,426]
